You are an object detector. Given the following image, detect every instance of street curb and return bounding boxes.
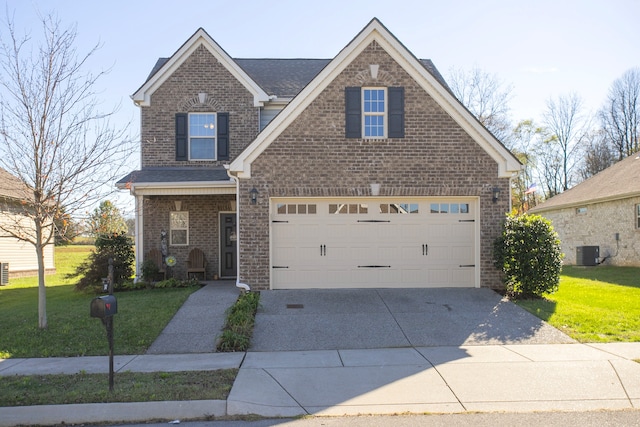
[0,399,226,426]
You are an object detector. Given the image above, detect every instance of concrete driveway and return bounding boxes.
[250,288,575,351]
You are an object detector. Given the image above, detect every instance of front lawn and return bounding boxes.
[0,246,198,358]
[516,266,640,342]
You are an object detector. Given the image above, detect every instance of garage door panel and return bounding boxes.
[271,198,477,289]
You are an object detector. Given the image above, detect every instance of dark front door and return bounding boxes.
[220,213,237,277]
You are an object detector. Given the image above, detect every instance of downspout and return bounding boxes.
[225,165,251,292]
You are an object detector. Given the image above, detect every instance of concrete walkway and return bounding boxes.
[1,284,639,425]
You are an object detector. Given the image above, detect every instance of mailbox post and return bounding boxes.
[90,258,117,392]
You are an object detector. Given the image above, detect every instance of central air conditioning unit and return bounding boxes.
[576,246,599,266]
[0,263,8,285]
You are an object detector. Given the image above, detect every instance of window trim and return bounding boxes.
[362,87,387,138]
[188,112,217,161]
[169,211,189,246]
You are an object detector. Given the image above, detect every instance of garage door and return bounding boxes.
[271,198,478,289]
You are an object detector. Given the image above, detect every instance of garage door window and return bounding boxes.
[276,203,317,215]
[329,203,369,214]
[380,203,419,214]
[430,203,469,214]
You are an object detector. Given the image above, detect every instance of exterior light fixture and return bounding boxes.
[492,187,500,203]
[250,187,258,204]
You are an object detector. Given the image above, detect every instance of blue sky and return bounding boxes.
[4,0,639,163]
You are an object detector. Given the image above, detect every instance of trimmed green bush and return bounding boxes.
[217,291,260,352]
[493,212,564,299]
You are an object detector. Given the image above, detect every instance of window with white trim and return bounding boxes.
[363,88,386,138]
[189,113,216,160]
[170,211,189,245]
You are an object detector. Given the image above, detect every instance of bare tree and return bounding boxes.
[579,129,615,180]
[0,13,133,328]
[447,66,514,144]
[600,68,640,159]
[542,93,588,192]
[511,120,544,212]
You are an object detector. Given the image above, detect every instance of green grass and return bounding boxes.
[0,370,237,406]
[0,245,198,358]
[516,266,640,342]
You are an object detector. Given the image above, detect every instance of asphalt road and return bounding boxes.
[108,410,640,427]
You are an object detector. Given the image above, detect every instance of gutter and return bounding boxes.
[224,165,251,292]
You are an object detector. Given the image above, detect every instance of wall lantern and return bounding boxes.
[250,188,258,205]
[492,187,501,203]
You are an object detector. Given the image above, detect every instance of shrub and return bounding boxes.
[69,232,135,292]
[493,212,564,299]
[217,291,260,352]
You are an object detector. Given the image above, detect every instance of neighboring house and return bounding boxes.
[117,18,521,290]
[529,154,640,266]
[0,168,55,279]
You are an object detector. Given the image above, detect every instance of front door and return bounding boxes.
[219,213,237,278]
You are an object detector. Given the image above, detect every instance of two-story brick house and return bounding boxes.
[118,18,521,290]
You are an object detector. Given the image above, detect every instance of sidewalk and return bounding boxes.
[1,343,639,425]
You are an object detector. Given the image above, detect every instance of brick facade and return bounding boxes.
[136,44,257,277]
[142,194,236,279]
[540,196,640,266]
[237,42,511,290]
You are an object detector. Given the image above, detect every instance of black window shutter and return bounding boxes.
[217,112,229,161]
[345,87,361,138]
[388,87,405,138]
[175,113,188,161]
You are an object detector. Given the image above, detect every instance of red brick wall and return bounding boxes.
[139,44,259,168]
[142,194,235,280]
[238,41,510,290]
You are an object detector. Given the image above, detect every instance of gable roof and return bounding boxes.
[132,28,270,107]
[0,168,32,202]
[529,154,640,213]
[229,18,521,179]
[140,57,448,101]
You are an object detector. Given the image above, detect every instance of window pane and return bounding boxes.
[409,203,419,214]
[359,204,368,214]
[390,204,399,214]
[349,204,358,214]
[287,204,297,214]
[171,230,187,245]
[189,114,216,137]
[277,203,286,214]
[298,204,307,214]
[170,212,188,228]
[430,203,439,213]
[450,204,459,214]
[190,138,215,159]
[380,204,389,214]
[308,204,317,214]
[338,204,347,214]
[460,203,469,214]
[329,204,338,214]
[365,116,384,137]
[440,204,449,213]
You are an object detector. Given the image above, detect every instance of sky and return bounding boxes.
[2,0,639,211]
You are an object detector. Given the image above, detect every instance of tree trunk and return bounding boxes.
[36,238,47,329]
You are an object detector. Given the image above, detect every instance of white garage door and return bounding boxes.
[270,198,478,289]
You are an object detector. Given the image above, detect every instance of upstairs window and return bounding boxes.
[345,87,404,139]
[189,113,216,160]
[175,112,229,161]
[363,88,386,138]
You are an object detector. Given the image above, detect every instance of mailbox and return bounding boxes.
[90,295,118,318]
